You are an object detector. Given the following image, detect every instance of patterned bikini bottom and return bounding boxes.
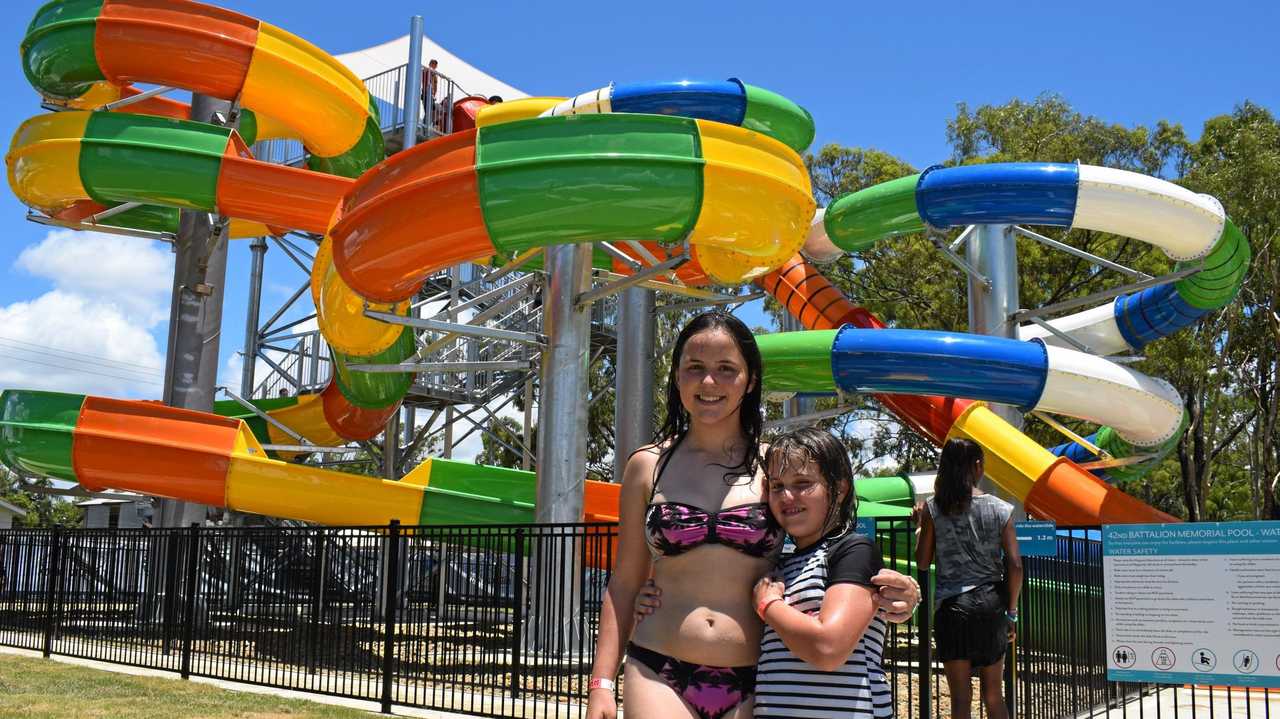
[626,642,756,719]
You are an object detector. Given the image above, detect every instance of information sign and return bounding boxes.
[1103,521,1280,688]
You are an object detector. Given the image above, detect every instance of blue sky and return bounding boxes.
[1,0,1277,404]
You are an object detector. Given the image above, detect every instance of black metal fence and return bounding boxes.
[0,522,1274,718]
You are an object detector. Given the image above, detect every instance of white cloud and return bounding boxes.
[0,230,171,398]
[0,291,165,397]
[16,230,173,325]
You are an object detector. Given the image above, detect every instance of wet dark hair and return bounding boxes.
[654,311,763,484]
[766,426,857,538]
[934,437,985,516]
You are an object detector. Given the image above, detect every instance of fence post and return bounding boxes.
[41,528,63,658]
[380,520,402,714]
[510,527,525,699]
[161,529,180,655]
[307,528,326,675]
[180,522,200,679]
[1005,640,1016,718]
[917,566,931,719]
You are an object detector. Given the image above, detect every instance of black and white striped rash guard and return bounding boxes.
[754,532,892,718]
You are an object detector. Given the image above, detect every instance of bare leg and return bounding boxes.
[978,659,1008,719]
[622,658,698,719]
[943,659,973,719]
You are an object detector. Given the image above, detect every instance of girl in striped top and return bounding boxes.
[751,427,892,718]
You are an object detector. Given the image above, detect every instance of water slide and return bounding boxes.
[5,1,1247,528]
[763,161,1247,522]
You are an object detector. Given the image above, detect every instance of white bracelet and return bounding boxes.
[589,677,616,692]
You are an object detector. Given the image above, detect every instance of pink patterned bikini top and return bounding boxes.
[645,500,782,558]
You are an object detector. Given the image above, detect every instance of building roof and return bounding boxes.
[0,497,28,517]
[74,497,144,507]
[335,35,527,104]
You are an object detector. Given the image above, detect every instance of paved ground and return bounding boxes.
[1078,682,1280,717]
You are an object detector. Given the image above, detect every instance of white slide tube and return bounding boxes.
[1037,345,1184,447]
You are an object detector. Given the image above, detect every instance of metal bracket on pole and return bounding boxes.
[101,85,177,111]
[260,444,354,454]
[1010,264,1203,323]
[1076,453,1158,471]
[657,290,767,315]
[598,241,642,271]
[1012,226,1151,281]
[218,386,314,448]
[26,209,176,242]
[590,269,724,301]
[765,404,860,431]
[623,241,664,267]
[205,213,230,254]
[576,254,688,308]
[1022,314,1093,354]
[363,310,547,346]
[87,202,143,223]
[346,359,535,374]
[949,225,977,253]
[1030,410,1112,460]
[931,232,991,290]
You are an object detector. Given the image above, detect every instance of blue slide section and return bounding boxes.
[915,162,1079,228]
[1049,436,1102,464]
[829,326,1049,410]
[610,79,747,126]
[1113,284,1206,350]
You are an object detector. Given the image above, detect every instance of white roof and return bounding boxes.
[74,497,144,507]
[335,35,527,103]
[0,498,28,517]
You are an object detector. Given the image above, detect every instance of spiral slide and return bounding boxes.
[759,160,1248,523]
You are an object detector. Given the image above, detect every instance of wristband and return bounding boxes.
[1005,611,1019,623]
[588,677,616,692]
[757,597,784,621]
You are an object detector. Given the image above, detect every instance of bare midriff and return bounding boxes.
[630,544,771,668]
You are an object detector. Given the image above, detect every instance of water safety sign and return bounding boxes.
[1103,521,1280,687]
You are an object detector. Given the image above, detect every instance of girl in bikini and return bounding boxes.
[587,312,918,719]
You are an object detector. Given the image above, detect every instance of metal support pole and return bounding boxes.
[443,264,461,458]
[383,411,400,479]
[522,374,535,471]
[379,520,402,714]
[613,286,654,482]
[158,93,231,528]
[966,224,1025,515]
[403,406,415,445]
[240,237,267,396]
[402,16,424,151]
[530,244,591,654]
[536,243,592,523]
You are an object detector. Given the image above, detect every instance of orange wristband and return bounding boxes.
[757,597,784,621]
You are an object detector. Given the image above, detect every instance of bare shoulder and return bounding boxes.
[620,444,662,498]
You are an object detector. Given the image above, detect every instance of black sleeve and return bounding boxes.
[826,534,883,589]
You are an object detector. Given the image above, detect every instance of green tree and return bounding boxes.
[475,415,534,470]
[1,469,83,528]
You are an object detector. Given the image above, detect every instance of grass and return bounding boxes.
[0,653,373,718]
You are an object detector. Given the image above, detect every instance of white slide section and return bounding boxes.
[1036,345,1184,446]
[542,86,613,116]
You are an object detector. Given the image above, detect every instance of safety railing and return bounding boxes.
[5,522,1266,718]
